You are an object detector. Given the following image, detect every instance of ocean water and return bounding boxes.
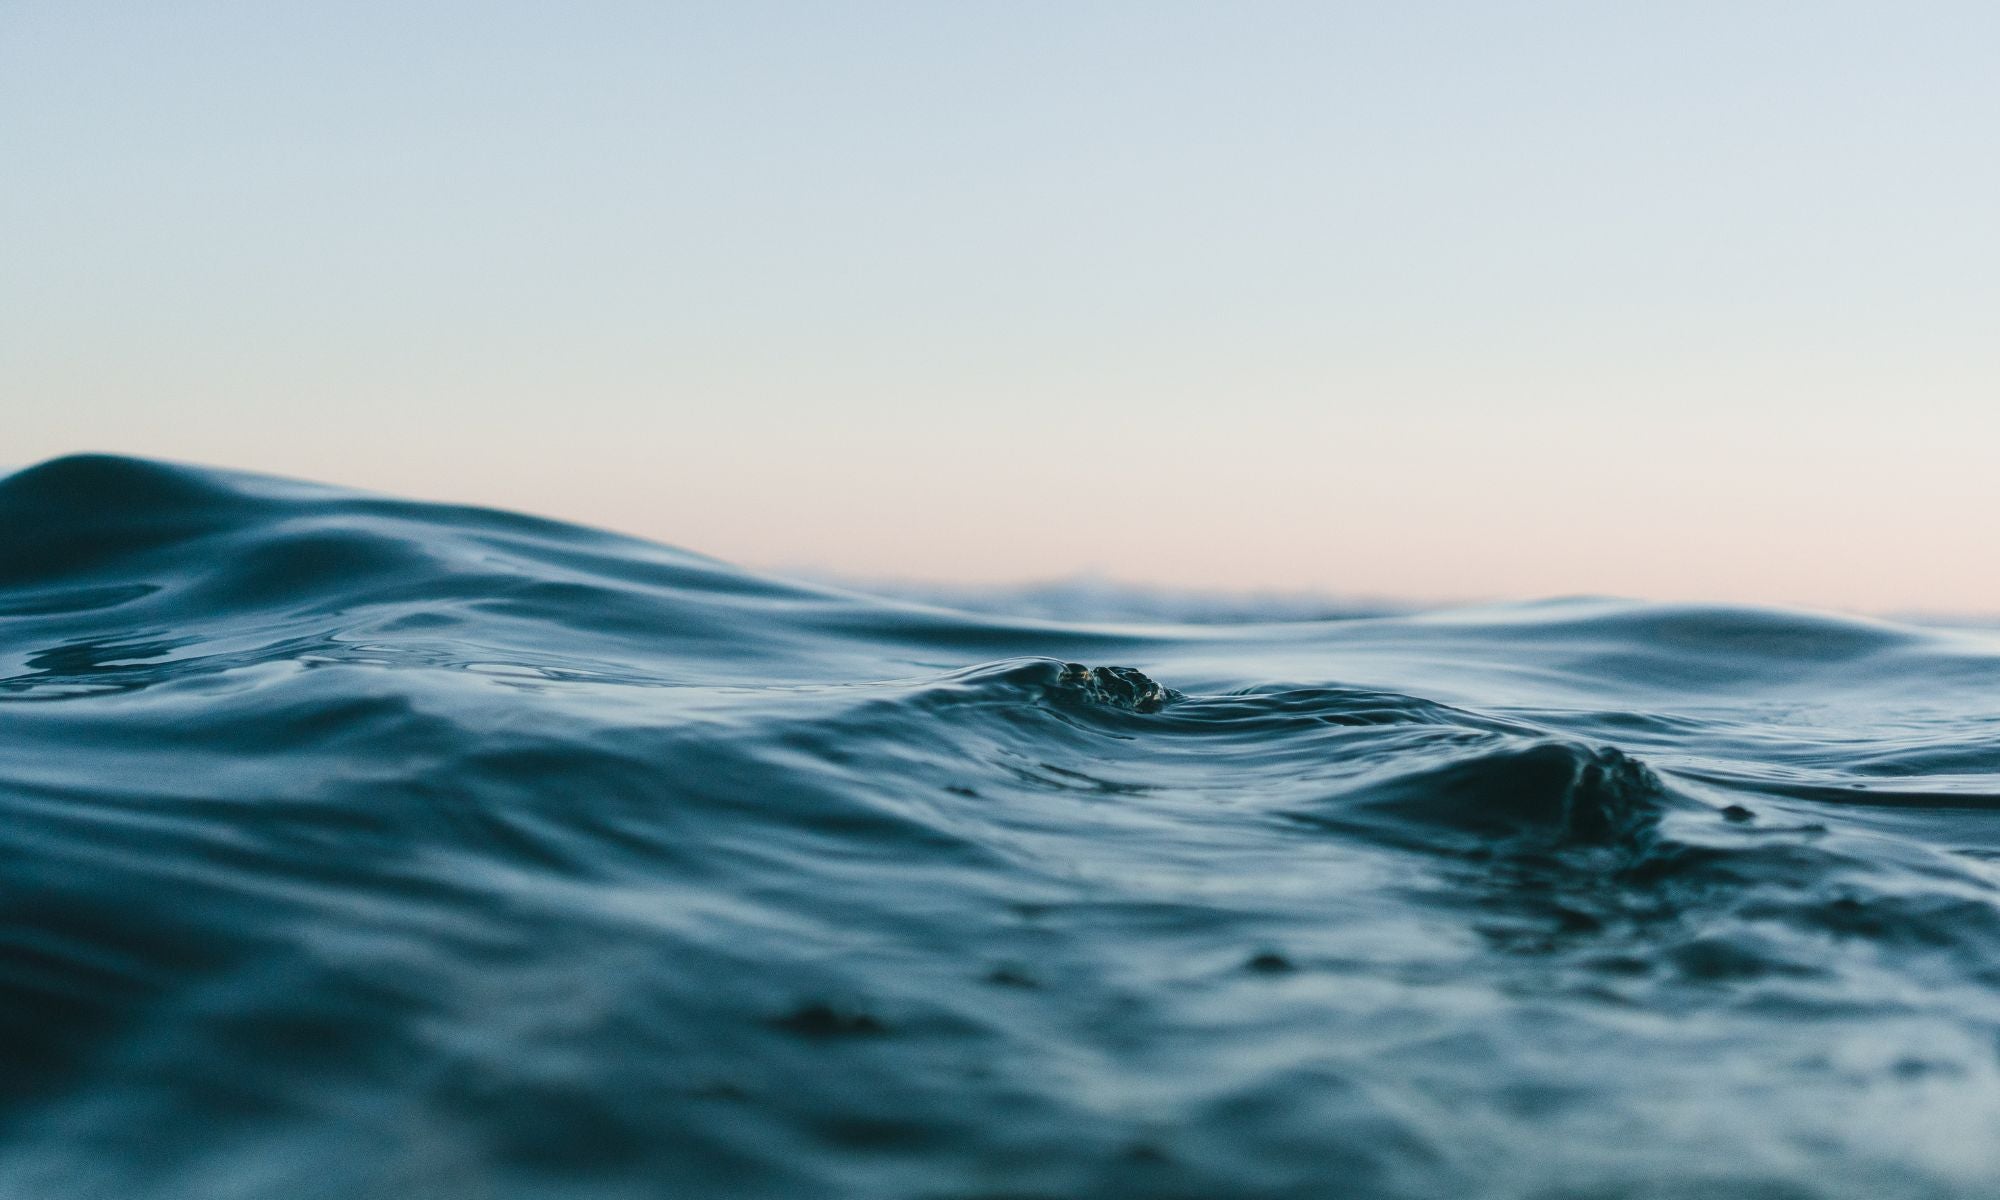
[3,454,1999,1200]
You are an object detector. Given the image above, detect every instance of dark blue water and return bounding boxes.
[4,454,1999,1199]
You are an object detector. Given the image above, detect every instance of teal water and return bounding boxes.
[3,455,1999,1199]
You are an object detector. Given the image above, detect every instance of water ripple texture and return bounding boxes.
[3,455,1999,1199]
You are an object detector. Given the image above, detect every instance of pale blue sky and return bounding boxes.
[5,3,1996,609]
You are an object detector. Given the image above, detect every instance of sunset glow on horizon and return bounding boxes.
[8,3,1997,613]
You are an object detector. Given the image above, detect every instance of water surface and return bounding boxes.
[3,454,1999,1199]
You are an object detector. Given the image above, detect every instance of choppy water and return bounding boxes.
[4,454,2000,1200]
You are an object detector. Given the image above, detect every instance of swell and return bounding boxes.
[3,455,2000,1200]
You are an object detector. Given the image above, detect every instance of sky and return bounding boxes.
[5,2,1997,613]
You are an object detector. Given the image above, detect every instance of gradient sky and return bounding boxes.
[5,3,1997,612]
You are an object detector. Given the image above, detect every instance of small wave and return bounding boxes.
[1288,738,1670,853]
[3,455,2000,1200]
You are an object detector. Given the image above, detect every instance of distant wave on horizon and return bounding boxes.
[4,454,2000,1199]
[791,570,1411,626]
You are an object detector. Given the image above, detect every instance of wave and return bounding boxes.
[4,455,2000,1199]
